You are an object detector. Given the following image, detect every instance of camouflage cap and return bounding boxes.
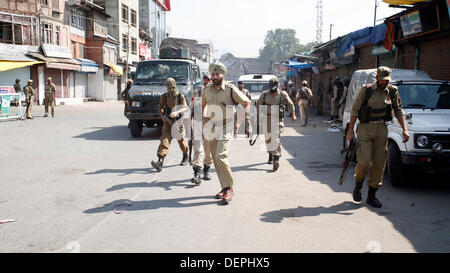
[208,62,227,77]
[287,81,294,86]
[27,79,33,83]
[302,80,308,85]
[47,77,52,81]
[127,79,133,84]
[377,66,392,81]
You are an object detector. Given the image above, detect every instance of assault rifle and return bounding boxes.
[338,138,358,185]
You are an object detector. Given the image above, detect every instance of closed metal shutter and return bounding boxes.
[419,36,450,80]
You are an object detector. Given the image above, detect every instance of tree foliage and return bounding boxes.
[258,28,318,64]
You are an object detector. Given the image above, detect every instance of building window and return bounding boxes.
[121,4,129,23]
[122,34,128,52]
[42,0,49,7]
[79,44,85,59]
[55,26,60,45]
[131,9,137,27]
[70,9,86,30]
[131,37,137,55]
[42,23,53,44]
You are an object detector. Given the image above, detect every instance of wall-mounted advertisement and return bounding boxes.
[400,10,423,36]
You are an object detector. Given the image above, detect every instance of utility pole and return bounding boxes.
[374,0,378,26]
[329,24,334,41]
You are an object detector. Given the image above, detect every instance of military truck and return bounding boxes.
[126,47,206,137]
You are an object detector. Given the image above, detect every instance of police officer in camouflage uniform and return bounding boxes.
[296,80,313,127]
[347,66,409,208]
[44,77,56,117]
[257,77,296,171]
[24,80,34,119]
[151,78,190,172]
[121,79,133,116]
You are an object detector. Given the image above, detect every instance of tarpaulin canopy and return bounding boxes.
[382,0,430,5]
[336,23,387,57]
[0,61,45,72]
[27,52,81,71]
[282,60,316,70]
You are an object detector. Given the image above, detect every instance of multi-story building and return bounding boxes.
[139,0,171,59]
[0,0,43,102]
[69,0,121,101]
[93,0,139,96]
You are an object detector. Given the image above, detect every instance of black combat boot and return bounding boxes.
[367,187,382,208]
[273,156,280,171]
[353,180,364,202]
[151,157,164,172]
[180,153,188,166]
[191,166,201,185]
[268,154,273,164]
[203,165,211,180]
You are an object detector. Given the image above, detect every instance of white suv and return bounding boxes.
[342,69,450,186]
[238,74,277,104]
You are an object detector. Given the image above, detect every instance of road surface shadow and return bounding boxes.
[83,196,219,214]
[231,162,269,173]
[260,201,363,223]
[85,165,179,176]
[280,114,450,252]
[73,126,161,141]
[106,179,198,192]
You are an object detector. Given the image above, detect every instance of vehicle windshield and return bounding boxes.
[135,61,189,83]
[397,84,450,109]
[243,82,269,93]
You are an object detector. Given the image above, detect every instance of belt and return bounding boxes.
[369,120,386,124]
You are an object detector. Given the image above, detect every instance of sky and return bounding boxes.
[166,0,403,59]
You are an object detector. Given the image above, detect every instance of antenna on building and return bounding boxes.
[316,0,323,43]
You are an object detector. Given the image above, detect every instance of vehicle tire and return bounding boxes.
[387,142,407,187]
[130,120,143,137]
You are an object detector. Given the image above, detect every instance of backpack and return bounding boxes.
[261,91,286,118]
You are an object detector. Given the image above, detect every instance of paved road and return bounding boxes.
[0,102,449,253]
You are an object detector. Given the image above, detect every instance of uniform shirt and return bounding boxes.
[13,83,21,93]
[239,88,252,100]
[297,87,313,101]
[158,92,187,115]
[257,89,295,116]
[24,85,34,98]
[45,83,56,98]
[202,82,250,122]
[351,82,405,119]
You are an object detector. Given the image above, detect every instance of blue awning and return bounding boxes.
[283,60,316,70]
[76,58,99,74]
